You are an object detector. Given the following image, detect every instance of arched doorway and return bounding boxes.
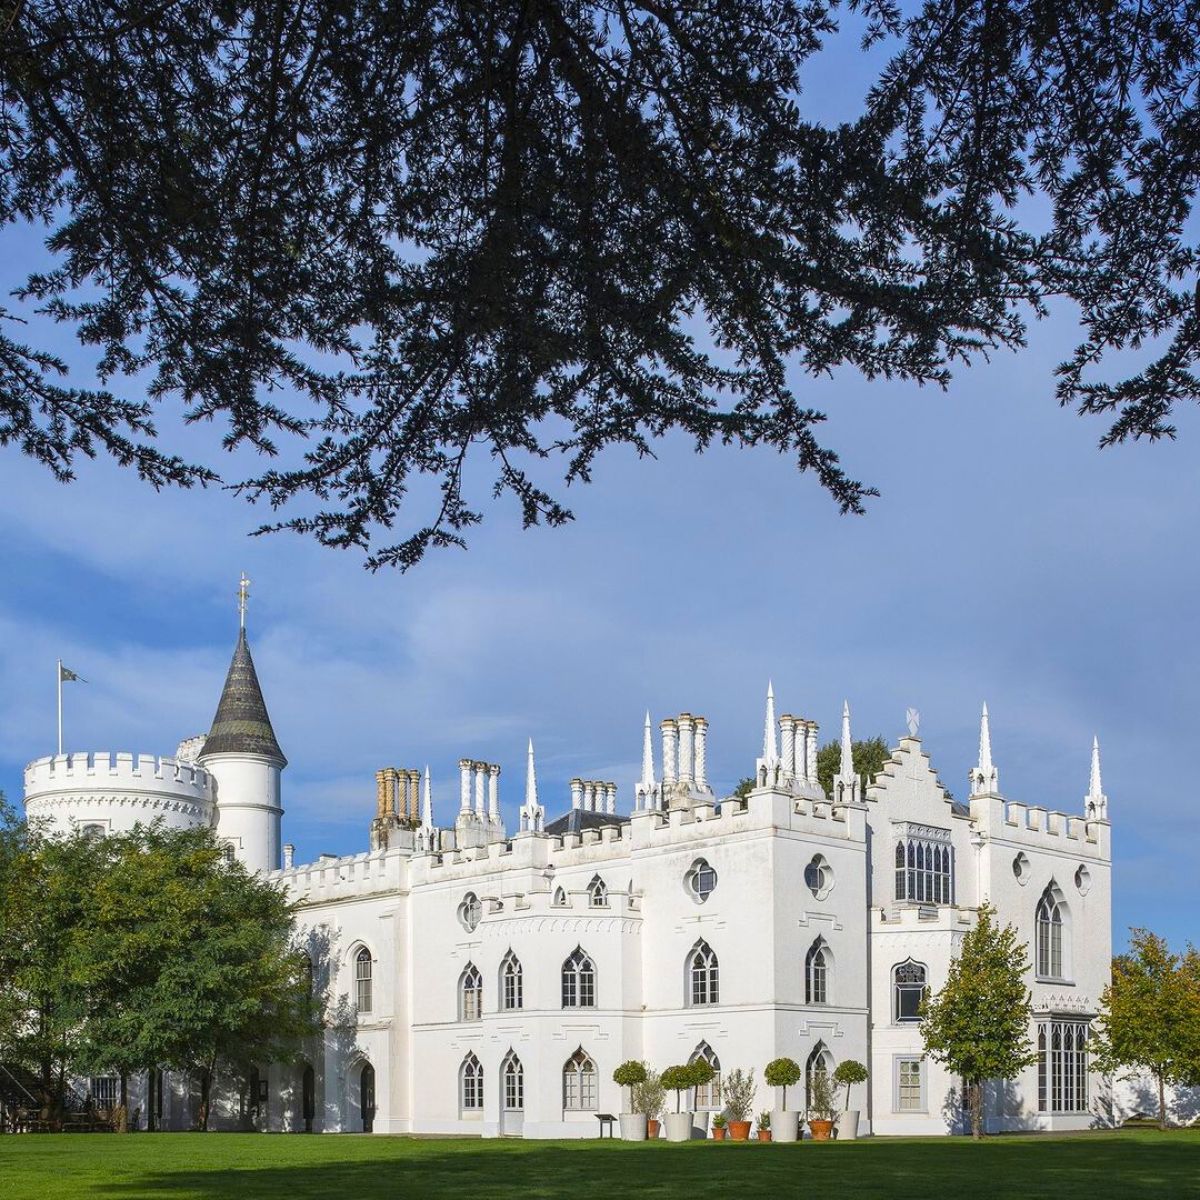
[302,1065,315,1134]
[359,1063,376,1133]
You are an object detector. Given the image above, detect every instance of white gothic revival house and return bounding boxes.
[24,623,1122,1136]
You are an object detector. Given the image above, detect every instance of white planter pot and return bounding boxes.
[771,1108,800,1142]
[665,1111,694,1142]
[619,1113,648,1141]
[836,1110,860,1140]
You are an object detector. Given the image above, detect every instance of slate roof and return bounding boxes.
[199,629,287,765]
[544,809,628,837]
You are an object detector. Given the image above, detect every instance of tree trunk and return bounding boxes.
[1157,1071,1168,1131]
[147,1070,156,1133]
[113,1071,129,1134]
[971,1080,983,1141]
[199,1067,212,1132]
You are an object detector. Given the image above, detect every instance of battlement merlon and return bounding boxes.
[24,751,217,804]
[969,793,1111,861]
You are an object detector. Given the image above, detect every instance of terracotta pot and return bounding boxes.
[758,1128,773,1142]
[647,1119,660,1139]
[808,1118,834,1141]
[712,1125,726,1140]
[728,1120,752,1141]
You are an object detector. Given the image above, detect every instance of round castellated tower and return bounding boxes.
[197,628,287,873]
[24,750,216,839]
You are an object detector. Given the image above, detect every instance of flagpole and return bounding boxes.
[57,657,63,756]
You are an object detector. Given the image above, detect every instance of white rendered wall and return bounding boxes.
[203,753,282,872]
[23,752,215,839]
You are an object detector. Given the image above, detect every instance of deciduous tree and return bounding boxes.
[1092,928,1200,1130]
[920,904,1037,1139]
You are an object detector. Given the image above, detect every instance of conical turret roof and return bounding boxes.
[199,629,287,765]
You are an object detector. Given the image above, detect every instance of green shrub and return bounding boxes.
[764,1057,802,1109]
[831,1060,868,1111]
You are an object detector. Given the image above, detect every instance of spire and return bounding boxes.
[199,628,286,765]
[525,738,538,807]
[839,700,853,779]
[833,700,861,803]
[641,711,656,787]
[1089,736,1102,800]
[763,681,778,764]
[979,703,994,776]
[970,702,999,795]
[421,765,433,828]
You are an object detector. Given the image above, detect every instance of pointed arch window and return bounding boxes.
[806,1042,835,1109]
[805,939,830,1005]
[893,959,927,1023]
[354,946,373,1014]
[500,950,523,1011]
[298,952,315,1000]
[552,886,568,907]
[459,963,482,1021]
[587,875,608,908]
[562,948,596,1008]
[688,940,719,1006]
[563,1049,598,1111]
[690,1043,722,1110]
[502,1050,524,1111]
[1036,886,1068,979]
[460,1053,483,1112]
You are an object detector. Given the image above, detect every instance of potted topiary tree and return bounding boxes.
[613,1061,648,1141]
[711,1112,728,1140]
[806,1069,838,1141]
[764,1057,802,1143]
[832,1060,867,1140]
[722,1068,756,1141]
[661,1062,711,1142]
[757,1111,772,1142]
[633,1067,664,1139]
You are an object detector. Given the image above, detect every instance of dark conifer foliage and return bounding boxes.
[3,2,1199,565]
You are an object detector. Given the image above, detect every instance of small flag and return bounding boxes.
[59,664,86,683]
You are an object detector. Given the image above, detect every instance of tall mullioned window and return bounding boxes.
[896,1059,924,1111]
[895,834,954,904]
[562,948,596,1008]
[1038,1020,1089,1113]
[587,876,608,908]
[806,1043,835,1110]
[690,1043,721,1110]
[355,947,373,1014]
[563,1049,598,1111]
[502,1051,524,1111]
[460,964,482,1021]
[460,1053,483,1111]
[1036,887,1067,979]
[689,941,720,1006]
[501,951,523,1011]
[805,939,830,1005]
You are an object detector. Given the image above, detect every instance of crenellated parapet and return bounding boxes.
[24,751,216,835]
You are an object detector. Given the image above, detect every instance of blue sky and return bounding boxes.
[2,17,1198,953]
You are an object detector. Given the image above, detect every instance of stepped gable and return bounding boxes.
[199,629,287,765]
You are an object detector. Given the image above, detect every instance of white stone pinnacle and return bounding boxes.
[978,702,994,777]
[421,766,432,828]
[1089,736,1102,800]
[839,700,854,780]
[763,681,778,764]
[526,738,538,808]
[641,711,655,787]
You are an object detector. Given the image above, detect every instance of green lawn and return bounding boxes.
[0,1129,1197,1200]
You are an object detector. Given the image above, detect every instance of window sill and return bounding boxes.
[1035,976,1074,986]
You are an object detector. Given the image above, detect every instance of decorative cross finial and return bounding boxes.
[237,573,251,629]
